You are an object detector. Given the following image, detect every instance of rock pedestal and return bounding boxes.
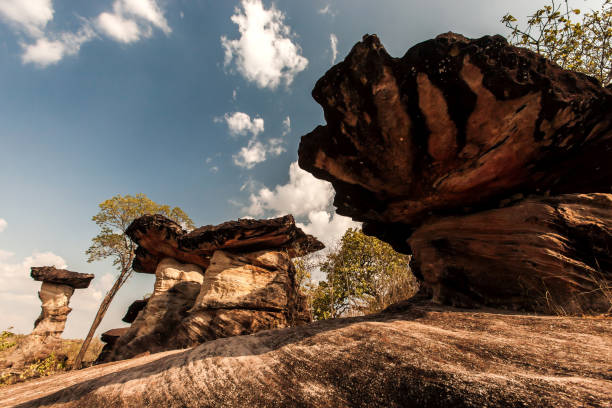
[29,267,94,340]
[298,33,612,312]
[0,267,93,373]
[98,215,322,363]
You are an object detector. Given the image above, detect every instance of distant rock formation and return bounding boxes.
[30,267,94,339]
[0,267,93,373]
[4,305,611,407]
[98,215,322,363]
[299,33,612,313]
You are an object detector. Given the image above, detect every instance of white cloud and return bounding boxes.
[242,161,360,247]
[96,12,141,43]
[222,112,264,137]
[0,219,6,233]
[233,139,267,169]
[267,138,285,156]
[245,161,334,217]
[330,33,338,64]
[297,210,360,248]
[96,0,171,44]
[0,0,171,66]
[318,5,331,15]
[282,116,291,135]
[0,0,53,37]
[210,166,219,173]
[221,0,308,89]
[21,26,94,67]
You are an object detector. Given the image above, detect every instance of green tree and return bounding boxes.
[502,0,612,86]
[309,228,417,320]
[73,194,194,369]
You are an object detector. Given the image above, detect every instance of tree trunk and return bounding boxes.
[72,269,127,369]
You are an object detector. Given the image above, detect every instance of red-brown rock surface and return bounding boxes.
[2,305,610,407]
[409,193,612,313]
[128,214,324,274]
[298,33,612,251]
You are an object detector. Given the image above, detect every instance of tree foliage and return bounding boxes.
[502,0,612,86]
[74,194,193,368]
[299,228,417,320]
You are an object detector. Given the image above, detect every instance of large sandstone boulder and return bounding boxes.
[297,33,612,312]
[101,215,321,362]
[298,33,612,251]
[176,250,310,347]
[409,194,612,313]
[2,305,611,407]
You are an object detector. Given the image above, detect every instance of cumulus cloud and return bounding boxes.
[209,166,219,173]
[221,112,264,138]
[243,161,360,246]
[95,0,171,44]
[21,26,95,67]
[245,161,334,217]
[318,4,336,17]
[0,219,7,233]
[330,33,338,64]
[0,0,53,37]
[297,211,360,248]
[0,0,171,67]
[233,140,267,169]
[221,0,308,89]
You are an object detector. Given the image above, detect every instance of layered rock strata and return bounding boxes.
[99,215,321,362]
[298,33,612,312]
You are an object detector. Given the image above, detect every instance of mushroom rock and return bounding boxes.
[298,32,612,311]
[101,215,321,363]
[127,214,325,273]
[409,194,612,313]
[298,32,612,251]
[29,267,94,338]
[176,250,311,347]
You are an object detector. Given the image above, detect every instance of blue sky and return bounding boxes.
[0,0,602,338]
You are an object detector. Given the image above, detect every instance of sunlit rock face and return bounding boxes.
[99,258,204,362]
[31,282,75,338]
[298,33,612,312]
[176,250,310,347]
[99,215,321,363]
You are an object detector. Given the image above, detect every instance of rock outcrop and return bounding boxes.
[98,215,322,362]
[29,267,94,339]
[1,267,93,374]
[409,194,612,312]
[298,33,612,312]
[3,305,611,407]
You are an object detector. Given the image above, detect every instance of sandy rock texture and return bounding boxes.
[1,305,610,408]
[409,193,612,313]
[98,258,204,362]
[99,214,322,363]
[298,33,612,251]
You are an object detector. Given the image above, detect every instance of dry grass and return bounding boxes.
[0,330,104,386]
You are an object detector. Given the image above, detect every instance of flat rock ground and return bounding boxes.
[1,305,610,408]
